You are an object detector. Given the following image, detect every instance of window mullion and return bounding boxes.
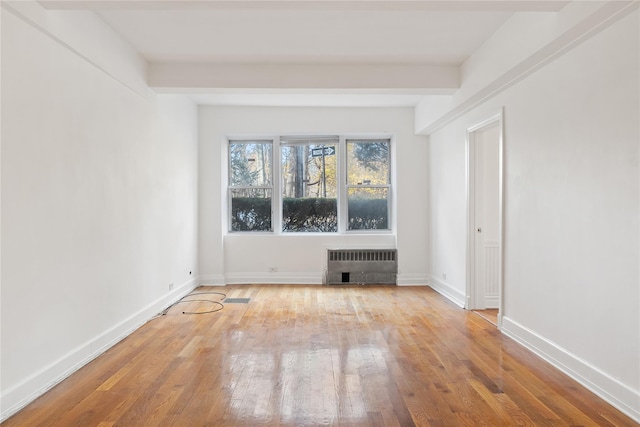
[229,186,272,190]
[346,185,390,189]
[273,136,282,234]
[338,135,347,233]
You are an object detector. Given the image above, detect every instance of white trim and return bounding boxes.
[337,135,348,233]
[223,272,413,286]
[465,109,504,321]
[0,279,198,423]
[502,317,640,423]
[397,273,429,286]
[484,295,499,308]
[224,272,323,285]
[198,274,227,286]
[273,136,282,233]
[427,275,465,308]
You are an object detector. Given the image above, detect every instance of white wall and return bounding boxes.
[417,1,638,134]
[2,1,151,100]
[0,6,198,420]
[425,9,639,421]
[198,106,429,285]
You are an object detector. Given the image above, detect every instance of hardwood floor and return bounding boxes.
[473,309,499,327]
[3,285,637,426]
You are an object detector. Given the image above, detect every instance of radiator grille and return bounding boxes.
[328,250,397,262]
[326,249,397,285]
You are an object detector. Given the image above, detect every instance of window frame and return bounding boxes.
[227,139,275,233]
[280,135,341,233]
[345,138,392,232]
[227,134,393,234]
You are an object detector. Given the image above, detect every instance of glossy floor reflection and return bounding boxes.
[3,285,636,426]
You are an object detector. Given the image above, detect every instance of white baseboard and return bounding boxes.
[198,274,226,286]
[501,316,640,423]
[397,273,429,286]
[223,272,426,286]
[225,272,323,285]
[0,279,198,423]
[427,275,466,308]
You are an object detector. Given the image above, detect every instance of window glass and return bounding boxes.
[230,142,272,186]
[281,143,337,232]
[348,187,389,230]
[229,141,272,232]
[347,139,390,231]
[228,137,392,233]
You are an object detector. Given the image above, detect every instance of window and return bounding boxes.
[228,136,391,233]
[346,139,390,230]
[281,137,338,232]
[228,140,273,231]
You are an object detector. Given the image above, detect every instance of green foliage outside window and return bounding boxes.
[282,198,337,232]
[231,197,388,232]
[231,197,272,231]
[348,198,388,230]
[350,141,389,173]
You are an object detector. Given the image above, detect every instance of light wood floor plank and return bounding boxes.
[2,285,637,427]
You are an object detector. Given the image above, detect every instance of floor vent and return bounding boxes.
[223,298,250,304]
[326,249,397,285]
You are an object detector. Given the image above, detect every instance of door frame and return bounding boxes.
[465,109,504,326]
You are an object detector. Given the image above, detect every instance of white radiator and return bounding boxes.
[326,249,397,285]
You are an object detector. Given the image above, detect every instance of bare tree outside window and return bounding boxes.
[228,137,391,233]
[229,141,273,231]
[347,139,391,230]
[281,143,337,232]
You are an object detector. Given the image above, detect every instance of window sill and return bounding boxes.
[224,231,395,237]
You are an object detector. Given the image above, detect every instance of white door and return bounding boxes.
[466,110,503,316]
[472,122,501,309]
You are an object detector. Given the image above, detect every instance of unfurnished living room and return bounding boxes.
[1,0,639,426]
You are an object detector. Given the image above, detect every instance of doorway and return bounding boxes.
[466,110,503,326]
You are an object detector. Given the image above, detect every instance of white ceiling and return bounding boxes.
[96,8,512,65]
[41,1,570,107]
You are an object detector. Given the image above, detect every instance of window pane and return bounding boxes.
[281,144,337,232]
[348,187,389,230]
[347,140,390,185]
[230,188,272,232]
[283,198,337,232]
[229,142,272,187]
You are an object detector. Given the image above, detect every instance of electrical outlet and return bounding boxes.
[269,267,278,272]
[442,273,447,281]
[169,283,174,290]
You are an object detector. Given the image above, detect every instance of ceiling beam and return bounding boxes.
[147,62,460,91]
[39,0,570,12]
